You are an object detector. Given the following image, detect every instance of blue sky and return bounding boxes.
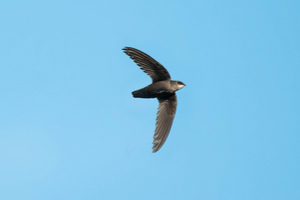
[1,0,299,199]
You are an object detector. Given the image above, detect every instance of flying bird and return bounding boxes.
[123,47,185,153]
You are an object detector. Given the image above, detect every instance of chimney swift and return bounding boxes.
[123,47,185,153]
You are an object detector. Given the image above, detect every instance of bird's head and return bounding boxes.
[173,81,186,91]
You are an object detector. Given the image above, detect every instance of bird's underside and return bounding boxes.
[123,47,184,153]
[132,80,175,99]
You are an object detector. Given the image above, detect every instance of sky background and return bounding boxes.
[1,1,299,200]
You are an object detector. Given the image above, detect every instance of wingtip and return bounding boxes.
[152,148,158,153]
[152,141,161,153]
[122,46,134,51]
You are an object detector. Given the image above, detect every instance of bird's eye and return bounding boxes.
[178,81,184,85]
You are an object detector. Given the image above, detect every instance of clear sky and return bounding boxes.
[1,1,299,200]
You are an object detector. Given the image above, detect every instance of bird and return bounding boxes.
[123,47,185,153]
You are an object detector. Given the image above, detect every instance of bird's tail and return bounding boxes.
[132,87,155,98]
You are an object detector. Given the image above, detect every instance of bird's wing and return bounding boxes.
[123,47,171,83]
[152,94,177,152]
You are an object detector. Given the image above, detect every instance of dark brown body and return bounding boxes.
[132,80,175,98]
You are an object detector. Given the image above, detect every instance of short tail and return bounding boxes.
[132,88,155,98]
[132,90,141,97]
